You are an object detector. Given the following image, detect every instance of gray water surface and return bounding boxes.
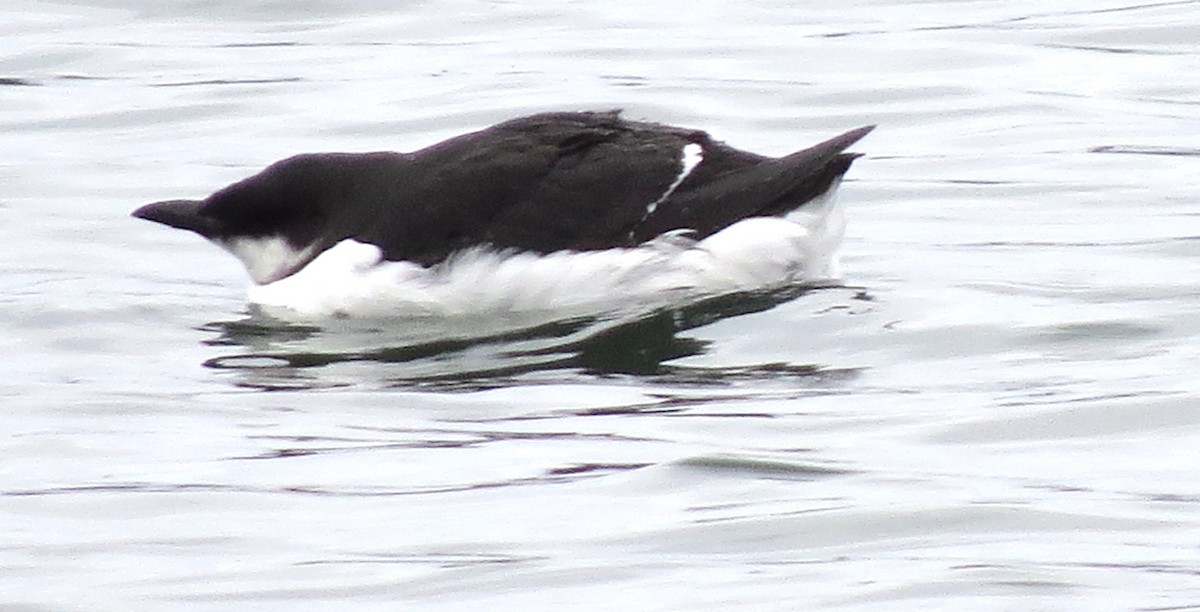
[4,1,1200,610]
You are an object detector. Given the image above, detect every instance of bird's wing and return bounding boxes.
[374,112,718,262]
[366,113,870,265]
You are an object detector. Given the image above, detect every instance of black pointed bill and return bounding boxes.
[132,199,223,238]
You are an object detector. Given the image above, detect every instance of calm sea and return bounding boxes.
[3,0,1199,609]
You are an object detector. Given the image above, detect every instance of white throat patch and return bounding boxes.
[216,235,314,285]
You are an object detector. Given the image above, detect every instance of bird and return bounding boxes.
[133,110,873,321]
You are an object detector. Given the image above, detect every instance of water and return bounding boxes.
[4,0,1200,609]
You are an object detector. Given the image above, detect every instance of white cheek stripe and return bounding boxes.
[645,142,703,217]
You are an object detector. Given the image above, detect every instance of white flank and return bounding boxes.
[216,235,314,285]
[645,142,703,217]
[248,179,846,322]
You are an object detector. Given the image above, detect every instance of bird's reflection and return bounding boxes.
[200,283,869,391]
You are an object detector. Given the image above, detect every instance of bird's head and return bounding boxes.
[133,153,397,284]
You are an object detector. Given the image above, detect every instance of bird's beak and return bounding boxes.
[132,199,222,238]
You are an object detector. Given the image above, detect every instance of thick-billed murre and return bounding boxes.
[134,111,873,320]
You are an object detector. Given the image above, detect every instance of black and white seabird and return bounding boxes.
[134,111,872,320]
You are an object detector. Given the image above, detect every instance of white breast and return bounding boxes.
[247,180,846,323]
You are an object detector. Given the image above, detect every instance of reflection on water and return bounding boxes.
[201,284,872,390]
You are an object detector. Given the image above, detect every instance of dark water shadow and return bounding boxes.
[199,284,874,391]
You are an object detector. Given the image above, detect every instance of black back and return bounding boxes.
[351,111,872,265]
